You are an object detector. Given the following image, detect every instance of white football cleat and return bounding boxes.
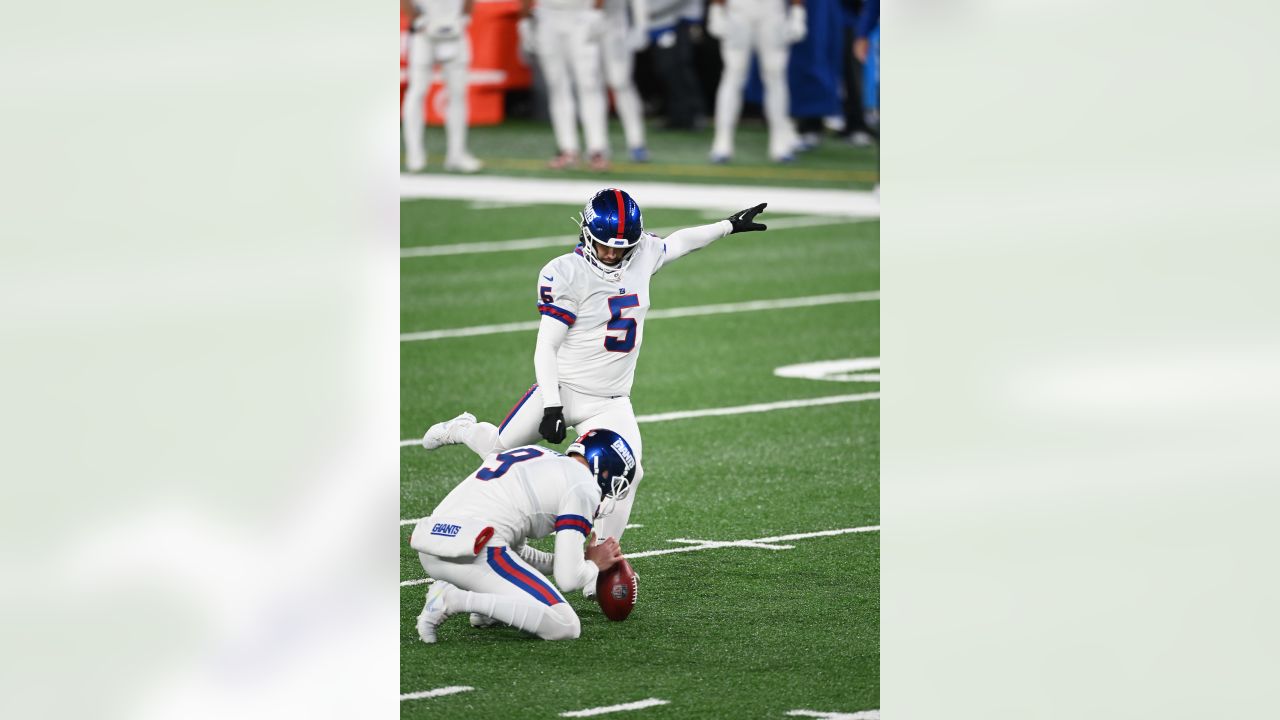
[422,412,476,450]
[417,581,454,643]
[469,613,502,628]
[444,154,483,174]
[405,149,427,173]
[547,151,579,170]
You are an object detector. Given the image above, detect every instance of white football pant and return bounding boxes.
[403,31,472,165]
[457,383,644,542]
[711,0,798,160]
[420,547,581,640]
[536,7,609,155]
[602,17,645,151]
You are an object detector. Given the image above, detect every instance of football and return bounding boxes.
[595,557,638,621]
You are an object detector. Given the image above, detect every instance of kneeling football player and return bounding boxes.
[412,429,637,642]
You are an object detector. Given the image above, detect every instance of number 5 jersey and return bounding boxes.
[535,233,669,400]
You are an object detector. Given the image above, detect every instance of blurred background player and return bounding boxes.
[602,0,650,162]
[421,188,769,542]
[414,430,635,643]
[519,0,611,170]
[401,0,483,173]
[854,0,878,137]
[838,0,877,147]
[645,0,706,131]
[706,0,808,163]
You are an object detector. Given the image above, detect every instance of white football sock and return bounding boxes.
[760,43,796,158]
[612,82,646,151]
[712,47,749,157]
[443,57,469,161]
[446,587,580,640]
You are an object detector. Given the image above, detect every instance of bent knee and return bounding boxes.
[537,604,581,641]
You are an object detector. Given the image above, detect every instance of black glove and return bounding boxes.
[539,406,567,444]
[726,203,768,233]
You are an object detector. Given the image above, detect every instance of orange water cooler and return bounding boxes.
[400,2,533,126]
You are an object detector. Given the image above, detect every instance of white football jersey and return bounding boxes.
[430,447,600,547]
[537,234,668,398]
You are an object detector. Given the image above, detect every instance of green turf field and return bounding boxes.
[401,192,879,718]
[403,118,879,190]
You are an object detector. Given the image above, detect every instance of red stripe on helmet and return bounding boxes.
[613,189,626,239]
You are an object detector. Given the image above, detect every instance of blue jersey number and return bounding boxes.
[476,448,544,480]
[604,294,640,353]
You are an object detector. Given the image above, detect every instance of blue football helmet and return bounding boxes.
[578,188,643,276]
[567,428,639,518]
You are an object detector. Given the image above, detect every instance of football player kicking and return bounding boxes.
[414,429,636,642]
[421,188,768,542]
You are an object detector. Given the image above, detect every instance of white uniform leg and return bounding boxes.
[569,16,609,155]
[421,548,581,640]
[537,13,580,154]
[403,33,433,170]
[456,383,543,457]
[442,38,472,161]
[710,12,752,159]
[457,420,501,457]
[602,26,645,151]
[571,396,643,542]
[757,20,797,159]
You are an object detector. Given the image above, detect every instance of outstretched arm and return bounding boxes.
[662,203,769,264]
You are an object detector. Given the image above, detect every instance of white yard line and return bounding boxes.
[774,357,881,383]
[400,525,878,586]
[560,698,671,717]
[401,215,871,258]
[400,686,474,702]
[400,174,880,218]
[400,291,879,342]
[402,319,539,342]
[626,525,880,560]
[786,711,880,720]
[633,392,880,424]
[399,390,878,446]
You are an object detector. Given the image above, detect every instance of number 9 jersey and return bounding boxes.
[536,232,670,399]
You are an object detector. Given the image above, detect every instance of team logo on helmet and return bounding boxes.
[611,439,636,473]
[567,428,639,518]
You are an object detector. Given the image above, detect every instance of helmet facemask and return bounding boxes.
[592,455,634,519]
